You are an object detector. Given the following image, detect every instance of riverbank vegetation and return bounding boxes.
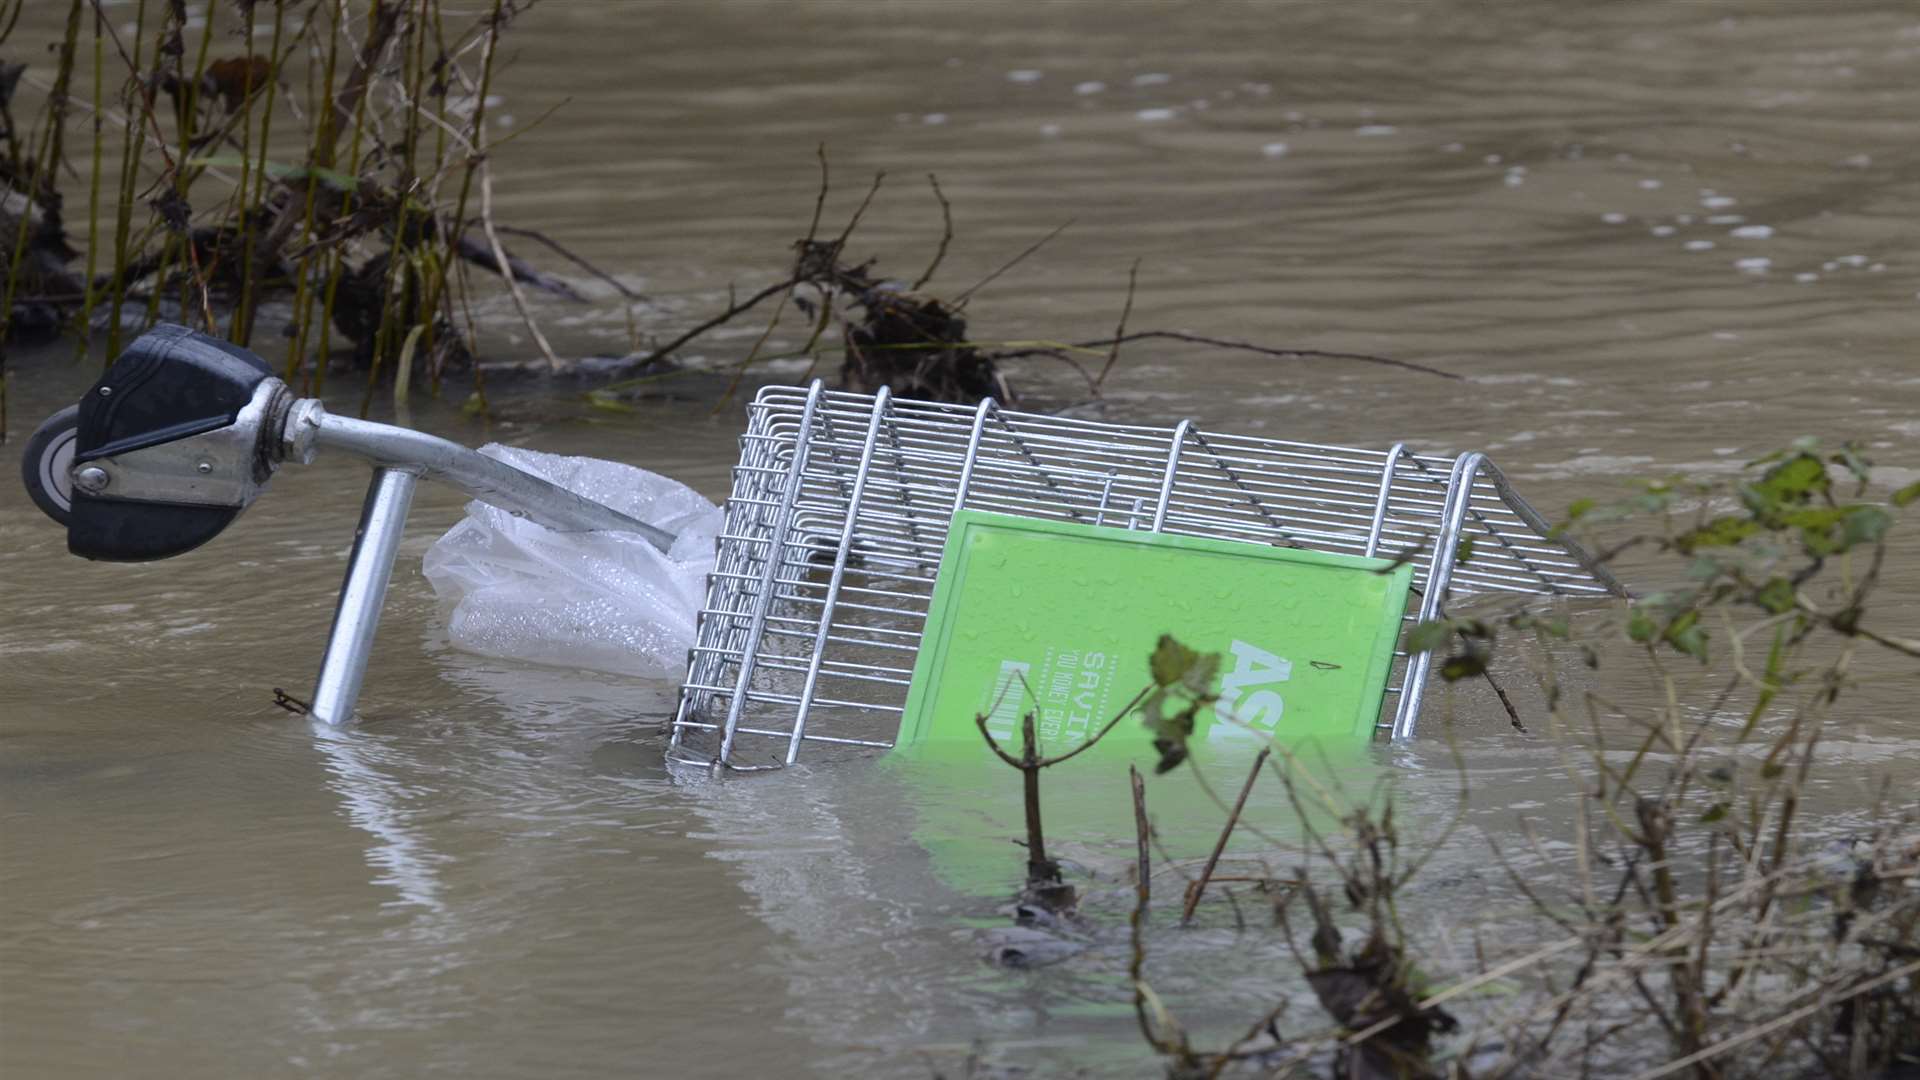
[0,0,577,437]
[969,443,1918,1079]
[1,0,1456,442]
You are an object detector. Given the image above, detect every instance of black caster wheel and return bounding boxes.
[20,403,81,528]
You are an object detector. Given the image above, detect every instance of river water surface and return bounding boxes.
[4,2,1919,1077]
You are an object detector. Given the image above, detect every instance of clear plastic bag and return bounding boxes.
[422,444,721,679]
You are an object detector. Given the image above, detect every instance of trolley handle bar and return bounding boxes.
[283,399,676,552]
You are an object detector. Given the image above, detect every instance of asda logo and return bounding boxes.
[1207,639,1292,745]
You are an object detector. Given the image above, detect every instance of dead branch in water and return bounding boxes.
[625,275,801,372]
[605,175,1456,404]
[988,330,1460,382]
[492,224,641,301]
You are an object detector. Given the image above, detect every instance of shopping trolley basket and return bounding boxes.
[668,381,1627,770]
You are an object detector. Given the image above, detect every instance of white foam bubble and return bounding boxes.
[1685,240,1716,251]
[1702,195,1738,209]
[1730,225,1774,239]
[1355,124,1399,136]
[922,113,949,126]
[1601,212,1628,224]
[1131,73,1172,86]
[1074,81,1106,95]
[1006,69,1043,83]
[1734,256,1772,273]
[1135,108,1177,122]
[1795,272,1820,283]
[1638,178,1664,190]
[1261,142,1289,158]
[1651,225,1677,237]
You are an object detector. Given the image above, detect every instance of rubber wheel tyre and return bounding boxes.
[20,403,81,528]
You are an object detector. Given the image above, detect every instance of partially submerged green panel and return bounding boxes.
[896,510,1414,761]
[879,749,1381,898]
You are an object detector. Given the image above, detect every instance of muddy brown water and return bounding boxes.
[4,2,1920,1076]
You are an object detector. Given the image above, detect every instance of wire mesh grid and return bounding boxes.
[668,381,1627,769]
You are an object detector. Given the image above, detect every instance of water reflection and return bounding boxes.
[312,721,451,914]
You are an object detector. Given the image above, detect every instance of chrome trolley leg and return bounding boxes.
[309,467,422,725]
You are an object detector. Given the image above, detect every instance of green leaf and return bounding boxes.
[1752,452,1830,505]
[1140,688,1166,732]
[1152,737,1190,775]
[1627,608,1657,643]
[1784,504,1893,555]
[1455,535,1475,564]
[1147,702,1200,774]
[1675,515,1760,553]
[1830,445,1873,493]
[1149,635,1199,688]
[1752,577,1795,615]
[1840,505,1892,549]
[585,389,637,414]
[1439,652,1487,682]
[1404,620,1453,655]
[1180,651,1221,696]
[1780,506,1846,531]
[1700,802,1728,824]
[1552,498,1596,538]
[1892,479,1920,507]
[1663,610,1709,662]
[1685,556,1727,583]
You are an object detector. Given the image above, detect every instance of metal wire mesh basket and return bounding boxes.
[669,381,1626,769]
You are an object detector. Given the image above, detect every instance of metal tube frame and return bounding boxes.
[309,467,421,725]
[282,399,674,727]
[672,380,1629,767]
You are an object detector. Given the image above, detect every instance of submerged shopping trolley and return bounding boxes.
[18,325,1626,750]
[669,381,1628,770]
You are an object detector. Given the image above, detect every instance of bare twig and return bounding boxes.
[831,170,885,250]
[1183,747,1272,924]
[623,275,799,369]
[1131,765,1151,908]
[954,219,1072,307]
[803,142,829,243]
[1625,958,1920,1080]
[911,172,952,291]
[493,224,642,300]
[994,330,1457,380]
[1483,666,1529,734]
[476,151,560,371]
[1095,259,1140,390]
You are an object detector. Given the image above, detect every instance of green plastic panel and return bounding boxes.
[895,510,1415,761]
